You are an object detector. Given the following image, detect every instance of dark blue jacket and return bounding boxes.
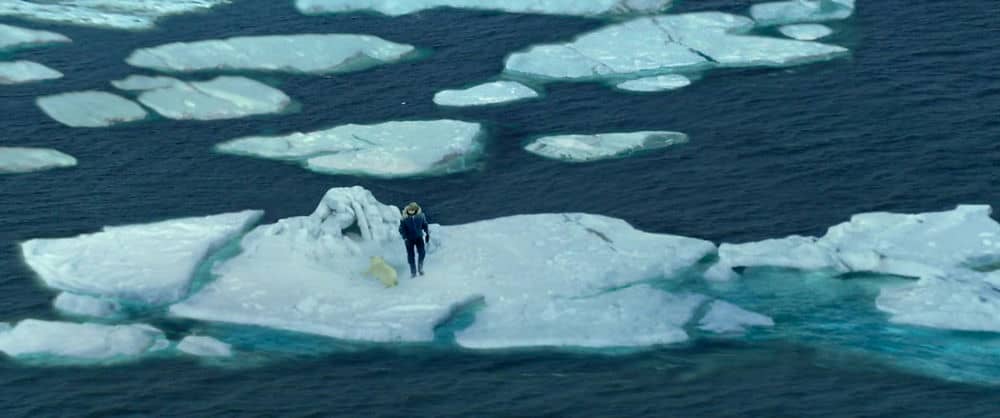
[399,212,429,241]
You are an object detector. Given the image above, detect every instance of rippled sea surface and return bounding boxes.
[1,0,999,416]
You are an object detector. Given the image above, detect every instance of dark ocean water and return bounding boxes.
[1,0,999,416]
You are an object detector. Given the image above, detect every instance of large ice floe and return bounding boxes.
[433,81,539,107]
[0,23,70,50]
[36,91,148,127]
[112,75,291,121]
[20,210,263,305]
[750,0,856,27]
[126,34,417,74]
[0,60,62,84]
[294,0,673,17]
[524,131,688,162]
[504,12,847,83]
[216,120,485,177]
[711,205,1000,333]
[0,147,76,173]
[0,320,167,362]
[0,0,230,30]
[169,186,740,348]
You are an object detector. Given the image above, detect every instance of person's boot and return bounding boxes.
[418,263,424,276]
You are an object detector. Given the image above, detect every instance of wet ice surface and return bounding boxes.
[778,24,834,41]
[126,34,417,74]
[294,0,673,17]
[0,320,167,362]
[216,120,486,177]
[614,74,691,92]
[0,61,62,84]
[750,0,855,27]
[0,0,230,30]
[525,131,689,162]
[433,81,539,107]
[35,91,148,127]
[0,23,70,51]
[0,147,76,173]
[125,76,292,121]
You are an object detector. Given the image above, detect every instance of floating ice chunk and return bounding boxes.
[295,0,673,17]
[21,210,263,305]
[751,0,855,26]
[455,285,706,349]
[525,131,688,162]
[614,74,691,92]
[778,23,834,40]
[54,293,119,318]
[177,336,232,357]
[0,147,76,174]
[698,300,774,334]
[718,206,1000,279]
[36,91,147,127]
[0,60,63,84]
[876,270,1000,333]
[0,24,70,51]
[110,75,180,91]
[433,81,539,107]
[135,76,291,121]
[0,0,230,30]
[126,34,416,74]
[0,320,167,361]
[505,12,846,82]
[217,120,485,178]
[170,187,716,346]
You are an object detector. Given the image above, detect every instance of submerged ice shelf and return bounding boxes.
[216,120,486,178]
[126,34,417,74]
[525,131,688,162]
[295,0,673,17]
[0,0,230,30]
[0,147,76,174]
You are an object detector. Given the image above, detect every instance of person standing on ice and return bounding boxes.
[398,202,430,278]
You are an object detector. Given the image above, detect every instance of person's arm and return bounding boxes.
[398,219,405,239]
[422,215,430,243]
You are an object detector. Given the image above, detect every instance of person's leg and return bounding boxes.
[415,239,426,275]
[405,240,417,277]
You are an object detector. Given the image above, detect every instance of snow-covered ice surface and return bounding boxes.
[0,60,62,84]
[750,0,855,26]
[504,12,847,83]
[125,76,291,121]
[0,23,70,51]
[525,131,688,162]
[170,186,718,348]
[126,34,417,74]
[614,74,691,92]
[216,120,485,177]
[0,147,76,174]
[778,23,834,41]
[177,336,232,357]
[295,0,673,17]
[697,300,774,334]
[36,91,148,127]
[54,293,119,318]
[433,81,539,107]
[0,0,230,30]
[712,205,1000,333]
[0,320,167,362]
[20,210,263,305]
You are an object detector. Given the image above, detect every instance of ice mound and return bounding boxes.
[170,186,717,348]
[0,24,70,51]
[455,285,706,349]
[295,0,673,17]
[713,205,1000,333]
[21,210,263,305]
[614,74,691,92]
[36,91,148,128]
[433,81,539,107]
[697,300,774,334]
[177,336,232,357]
[126,34,416,74]
[0,60,62,84]
[504,12,847,82]
[0,0,230,30]
[0,147,76,174]
[778,23,834,41]
[216,120,485,178]
[0,320,167,361]
[54,293,119,318]
[525,131,688,162]
[750,0,855,26]
[121,76,291,121]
